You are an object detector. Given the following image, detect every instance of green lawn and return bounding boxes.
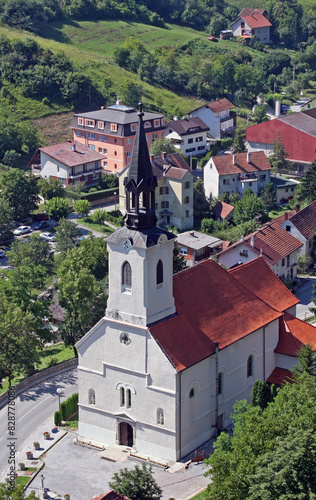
[190,490,208,499]
[79,217,117,235]
[63,411,78,429]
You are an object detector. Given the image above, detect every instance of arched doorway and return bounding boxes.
[119,422,133,447]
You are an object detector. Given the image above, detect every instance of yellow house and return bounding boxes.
[119,152,194,230]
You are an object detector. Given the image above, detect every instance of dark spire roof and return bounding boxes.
[126,103,154,188]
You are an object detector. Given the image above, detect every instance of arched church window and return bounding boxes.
[247,355,253,378]
[120,387,125,406]
[189,388,194,398]
[156,260,163,288]
[89,389,95,405]
[157,408,164,425]
[122,261,132,291]
[126,389,132,408]
[218,372,223,395]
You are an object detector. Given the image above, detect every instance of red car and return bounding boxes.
[208,36,218,42]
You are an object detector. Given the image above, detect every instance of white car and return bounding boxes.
[40,232,56,242]
[13,226,31,236]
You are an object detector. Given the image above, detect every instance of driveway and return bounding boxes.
[294,277,316,320]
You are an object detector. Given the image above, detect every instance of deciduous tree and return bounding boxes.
[73,199,91,217]
[0,198,14,243]
[38,177,65,201]
[54,218,80,253]
[109,464,162,500]
[269,131,290,174]
[45,197,69,221]
[0,169,39,220]
[149,138,177,156]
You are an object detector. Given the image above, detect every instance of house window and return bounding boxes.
[157,260,163,287]
[185,147,196,153]
[249,182,252,187]
[185,196,189,204]
[195,136,203,142]
[144,121,151,128]
[286,225,291,232]
[127,152,131,158]
[114,151,117,156]
[159,187,164,195]
[75,130,80,137]
[185,210,189,217]
[287,255,290,267]
[85,119,94,127]
[247,355,253,377]
[122,261,132,291]
[98,134,103,141]
[223,179,230,185]
[291,187,294,192]
[81,131,85,138]
[260,174,266,180]
[103,136,107,142]
[185,181,190,189]
[103,148,107,154]
[78,118,84,125]
[111,123,117,132]
[179,247,187,255]
[165,201,169,208]
[157,408,164,425]
[165,187,169,194]
[282,258,285,266]
[89,389,95,405]
[131,124,137,132]
[98,148,102,153]
[154,120,160,128]
[188,138,193,144]
[161,118,165,125]
[98,121,104,129]
[218,372,223,395]
[88,132,95,139]
[126,389,132,408]
[57,166,60,173]
[127,138,131,145]
[88,145,95,151]
[161,201,165,209]
[285,188,288,193]
[153,133,158,141]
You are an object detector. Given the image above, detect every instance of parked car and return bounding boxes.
[0,250,5,258]
[40,232,55,242]
[13,226,32,236]
[33,220,48,230]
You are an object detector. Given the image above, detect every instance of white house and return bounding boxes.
[204,151,271,200]
[231,8,272,43]
[189,98,235,140]
[76,106,315,464]
[280,201,316,258]
[165,117,209,157]
[28,141,104,187]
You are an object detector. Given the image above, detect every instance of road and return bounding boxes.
[295,276,316,320]
[0,369,78,482]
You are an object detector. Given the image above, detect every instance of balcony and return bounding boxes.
[238,173,258,182]
[69,166,103,179]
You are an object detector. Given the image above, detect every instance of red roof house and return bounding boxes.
[231,8,272,43]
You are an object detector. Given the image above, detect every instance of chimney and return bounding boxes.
[73,144,76,151]
[250,236,255,247]
[150,154,154,161]
[116,99,122,105]
[190,231,194,237]
[247,152,251,163]
[162,151,167,159]
[233,154,237,165]
[240,235,244,242]
[296,204,300,213]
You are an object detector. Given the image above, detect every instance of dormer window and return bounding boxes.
[154,120,160,128]
[111,123,117,132]
[85,119,95,127]
[78,118,84,125]
[144,121,151,128]
[98,121,104,129]
[131,124,137,132]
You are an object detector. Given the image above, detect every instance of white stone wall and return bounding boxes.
[204,158,220,199]
[190,107,221,140]
[40,152,69,180]
[218,244,258,269]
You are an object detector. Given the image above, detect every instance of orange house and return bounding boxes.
[71,102,166,174]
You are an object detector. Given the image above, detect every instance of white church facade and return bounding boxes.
[76,106,316,463]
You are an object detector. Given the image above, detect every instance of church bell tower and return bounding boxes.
[105,104,176,326]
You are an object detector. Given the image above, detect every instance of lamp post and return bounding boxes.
[56,388,62,411]
[114,191,117,210]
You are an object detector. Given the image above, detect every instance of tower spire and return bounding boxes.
[124,103,157,230]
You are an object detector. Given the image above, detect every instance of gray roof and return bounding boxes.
[73,107,163,125]
[166,117,209,137]
[106,226,176,249]
[279,112,316,138]
[177,231,224,250]
[270,174,300,189]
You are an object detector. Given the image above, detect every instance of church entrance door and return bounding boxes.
[119,422,133,447]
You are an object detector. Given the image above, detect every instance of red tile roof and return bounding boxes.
[207,98,234,113]
[213,201,235,219]
[39,141,105,168]
[239,8,265,16]
[91,491,130,500]
[275,313,316,356]
[150,259,281,371]
[266,367,294,385]
[242,14,272,28]
[289,200,316,240]
[212,151,271,176]
[229,257,299,312]
[246,119,316,164]
[165,166,188,180]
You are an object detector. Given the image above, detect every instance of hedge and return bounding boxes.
[60,393,78,421]
[54,410,62,426]
[65,187,116,202]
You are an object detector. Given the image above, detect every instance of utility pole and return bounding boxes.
[293,64,296,89]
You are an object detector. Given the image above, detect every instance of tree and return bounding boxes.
[0,169,39,220]
[231,131,246,154]
[251,380,274,409]
[194,178,211,221]
[119,81,141,108]
[292,343,316,378]
[149,138,177,156]
[109,464,162,500]
[173,243,186,274]
[54,218,80,253]
[45,197,69,221]
[297,254,313,273]
[3,149,21,167]
[91,208,107,230]
[0,198,14,243]
[269,131,290,174]
[260,181,277,211]
[298,158,316,203]
[233,188,264,225]
[252,103,269,124]
[62,237,108,281]
[99,172,119,190]
[73,199,91,217]
[0,479,39,499]
[38,177,65,201]
[201,218,214,235]
[7,235,54,276]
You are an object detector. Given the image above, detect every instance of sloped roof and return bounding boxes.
[166,117,209,136]
[246,118,316,164]
[213,201,235,219]
[211,151,271,175]
[275,312,316,356]
[229,257,299,312]
[266,367,294,385]
[243,14,272,28]
[176,230,223,250]
[239,8,265,16]
[289,200,316,240]
[149,259,281,371]
[279,112,316,138]
[207,98,234,113]
[39,141,105,168]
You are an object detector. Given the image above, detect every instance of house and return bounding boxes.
[176,230,224,266]
[212,200,235,220]
[246,110,316,173]
[204,151,271,200]
[300,96,316,111]
[76,104,315,465]
[119,152,194,230]
[28,141,104,187]
[270,174,300,205]
[231,8,272,43]
[71,101,166,174]
[280,200,316,258]
[218,214,303,281]
[165,117,209,157]
[189,98,236,140]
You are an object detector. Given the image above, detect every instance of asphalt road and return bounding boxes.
[0,369,78,482]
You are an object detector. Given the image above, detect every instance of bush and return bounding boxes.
[54,410,62,426]
[60,393,78,421]
[220,138,233,150]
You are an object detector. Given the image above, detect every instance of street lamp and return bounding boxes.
[56,388,62,411]
[114,191,117,210]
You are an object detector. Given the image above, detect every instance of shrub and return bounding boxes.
[220,138,233,150]
[60,393,78,421]
[54,410,62,426]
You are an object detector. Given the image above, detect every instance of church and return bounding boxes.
[76,105,316,463]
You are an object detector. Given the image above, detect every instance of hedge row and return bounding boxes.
[65,187,117,202]
[54,393,78,425]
